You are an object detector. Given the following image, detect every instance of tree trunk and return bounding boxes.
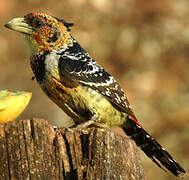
[0,118,145,180]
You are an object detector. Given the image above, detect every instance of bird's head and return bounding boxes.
[5,12,74,54]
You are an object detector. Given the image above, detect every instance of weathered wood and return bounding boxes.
[0,118,145,180]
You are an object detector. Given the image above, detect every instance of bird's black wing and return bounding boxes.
[57,41,134,116]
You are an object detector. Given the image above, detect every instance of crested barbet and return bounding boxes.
[5,12,187,177]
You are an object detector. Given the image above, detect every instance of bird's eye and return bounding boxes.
[32,18,44,28]
[47,31,60,43]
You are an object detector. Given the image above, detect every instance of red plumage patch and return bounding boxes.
[129,115,143,128]
[34,34,41,42]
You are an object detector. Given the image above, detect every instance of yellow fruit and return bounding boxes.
[0,90,32,123]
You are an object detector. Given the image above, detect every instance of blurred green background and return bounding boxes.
[0,0,189,179]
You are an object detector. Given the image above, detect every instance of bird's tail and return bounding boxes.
[123,115,187,177]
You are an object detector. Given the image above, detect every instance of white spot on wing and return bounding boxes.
[80,75,115,87]
[146,135,150,138]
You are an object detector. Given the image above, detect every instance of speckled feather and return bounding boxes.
[57,41,133,115]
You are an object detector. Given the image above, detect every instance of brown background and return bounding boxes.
[0,0,189,179]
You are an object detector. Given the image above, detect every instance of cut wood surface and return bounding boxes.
[0,118,145,180]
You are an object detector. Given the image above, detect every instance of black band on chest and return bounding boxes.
[31,51,49,83]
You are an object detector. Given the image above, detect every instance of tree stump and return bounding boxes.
[0,118,145,180]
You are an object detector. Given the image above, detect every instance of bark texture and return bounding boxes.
[0,118,145,180]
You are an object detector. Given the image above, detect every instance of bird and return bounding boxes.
[4,12,187,177]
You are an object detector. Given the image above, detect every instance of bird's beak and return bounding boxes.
[4,18,32,34]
